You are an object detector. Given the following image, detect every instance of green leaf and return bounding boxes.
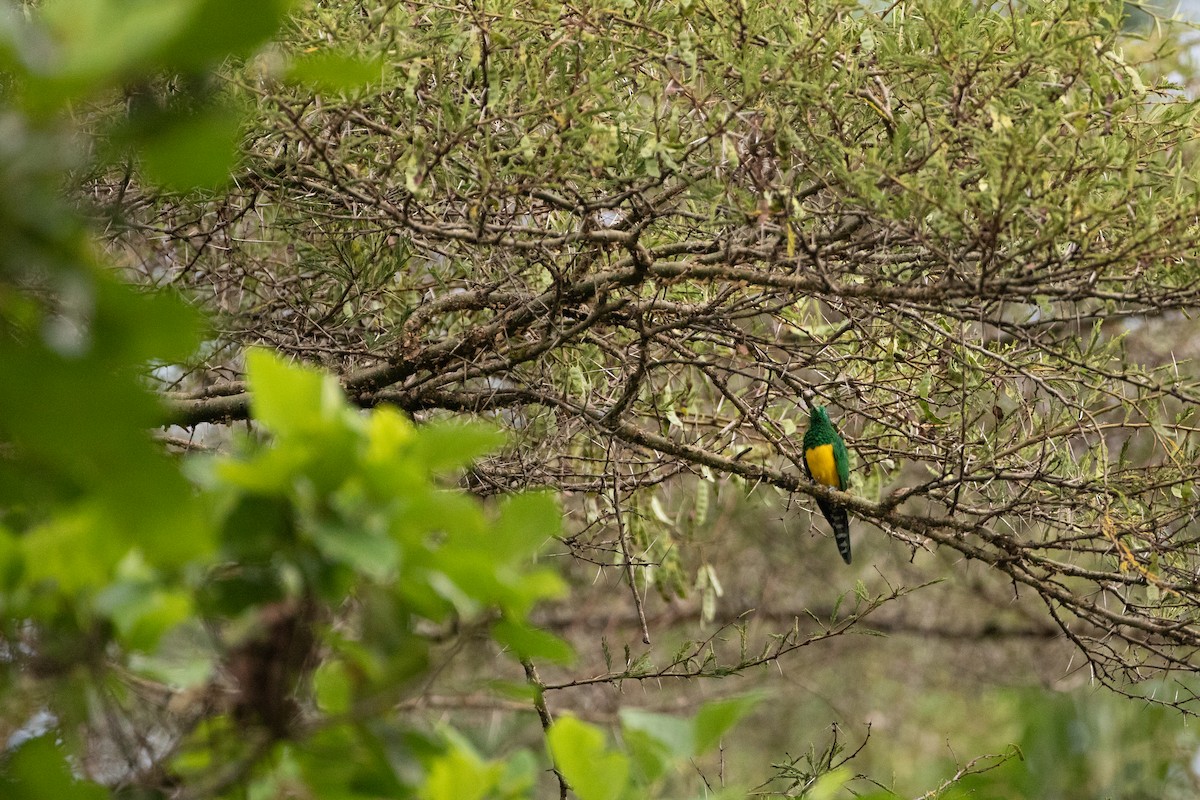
[215,446,313,495]
[313,659,353,715]
[35,0,194,92]
[489,491,562,561]
[411,421,505,473]
[402,488,487,543]
[134,105,244,190]
[294,724,406,798]
[245,348,347,435]
[94,578,193,651]
[694,693,762,753]
[361,428,426,501]
[496,749,537,796]
[22,507,129,593]
[214,494,295,559]
[93,278,203,364]
[619,709,694,783]
[504,568,568,611]
[163,0,293,69]
[420,740,503,800]
[547,716,630,800]
[619,709,694,757]
[307,517,398,581]
[620,726,672,785]
[0,276,203,524]
[0,526,23,592]
[0,734,107,800]
[808,766,853,800]
[287,51,385,92]
[491,618,575,664]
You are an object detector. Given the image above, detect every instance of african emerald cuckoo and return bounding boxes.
[802,405,852,564]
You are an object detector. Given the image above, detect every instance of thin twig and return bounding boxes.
[610,442,652,645]
[522,659,569,800]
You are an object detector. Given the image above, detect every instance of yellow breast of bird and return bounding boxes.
[805,444,839,488]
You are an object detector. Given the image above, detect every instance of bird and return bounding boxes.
[802,405,852,564]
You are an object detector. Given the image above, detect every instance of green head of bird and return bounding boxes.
[804,405,838,448]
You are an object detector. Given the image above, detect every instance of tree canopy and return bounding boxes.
[5,0,1200,796]
[120,0,1200,679]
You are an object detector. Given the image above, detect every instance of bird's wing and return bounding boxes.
[834,437,851,490]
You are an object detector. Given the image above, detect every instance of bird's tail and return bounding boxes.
[818,499,852,564]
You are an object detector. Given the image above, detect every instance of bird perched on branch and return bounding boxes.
[802,405,852,564]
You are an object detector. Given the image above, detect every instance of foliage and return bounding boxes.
[937,684,1200,800]
[95,0,1200,691]
[5,0,1200,796]
[0,1,765,797]
[2,338,761,796]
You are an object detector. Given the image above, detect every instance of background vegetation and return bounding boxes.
[4,0,1200,797]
